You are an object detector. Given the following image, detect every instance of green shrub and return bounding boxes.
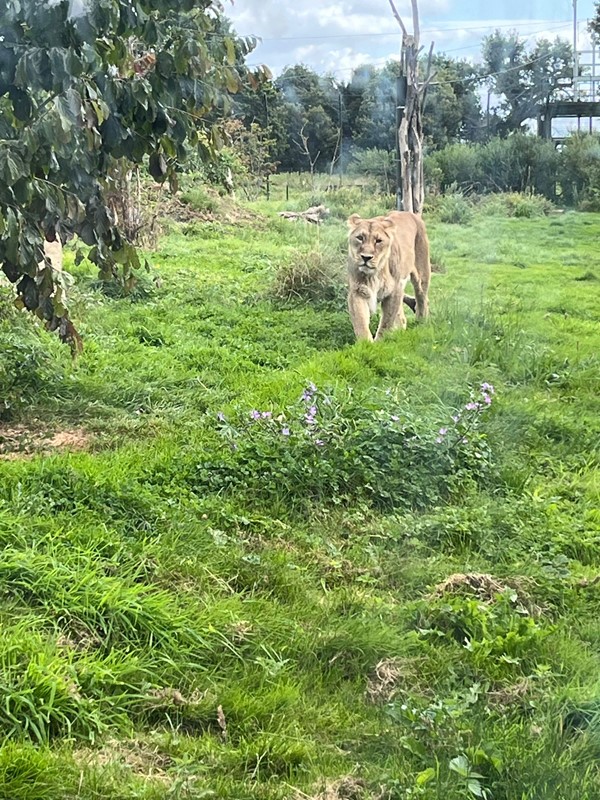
[193,382,496,513]
[419,591,552,680]
[426,135,559,199]
[558,133,600,206]
[426,142,484,192]
[436,193,474,225]
[179,186,220,214]
[348,148,396,194]
[478,192,553,218]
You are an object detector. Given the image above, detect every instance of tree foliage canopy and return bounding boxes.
[481,31,572,134]
[0,0,262,346]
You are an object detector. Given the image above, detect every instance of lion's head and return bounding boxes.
[347,214,395,275]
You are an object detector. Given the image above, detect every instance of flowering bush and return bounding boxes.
[194,382,496,512]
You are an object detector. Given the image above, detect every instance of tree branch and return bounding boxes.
[387,0,408,38]
[420,41,436,111]
[410,0,420,47]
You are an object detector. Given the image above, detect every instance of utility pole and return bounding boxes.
[264,92,270,200]
[573,0,579,100]
[338,91,344,187]
[395,73,407,210]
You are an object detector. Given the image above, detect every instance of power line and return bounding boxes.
[239,17,573,44]
[246,21,575,80]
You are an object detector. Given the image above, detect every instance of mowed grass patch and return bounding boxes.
[0,203,599,798]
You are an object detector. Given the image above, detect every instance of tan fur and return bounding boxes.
[346,211,430,342]
[43,239,63,272]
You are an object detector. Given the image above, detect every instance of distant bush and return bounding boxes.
[425,134,559,199]
[270,246,345,304]
[436,193,474,224]
[180,186,220,214]
[348,148,396,193]
[425,142,483,193]
[558,133,600,207]
[478,192,554,218]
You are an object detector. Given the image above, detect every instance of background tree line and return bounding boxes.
[230,31,574,175]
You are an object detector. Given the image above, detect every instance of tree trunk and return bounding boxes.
[389,0,432,215]
[399,36,424,213]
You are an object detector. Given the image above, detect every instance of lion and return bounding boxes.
[346,211,430,342]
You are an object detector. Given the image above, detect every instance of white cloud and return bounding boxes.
[229,1,590,76]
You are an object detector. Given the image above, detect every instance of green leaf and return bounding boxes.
[225,37,236,65]
[9,86,33,122]
[0,148,26,186]
[416,768,436,786]
[449,755,470,778]
[467,780,486,797]
[148,151,168,182]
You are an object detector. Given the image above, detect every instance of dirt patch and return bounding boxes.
[74,737,172,782]
[487,678,532,711]
[430,572,542,614]
[366,658,413,704]
[297,777,368,800]
[0,423,91,460]
[431,572,509,601]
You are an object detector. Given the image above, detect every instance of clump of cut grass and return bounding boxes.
[270,246,345,304]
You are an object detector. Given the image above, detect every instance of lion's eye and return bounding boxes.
[375,238,383,245]
[356,234,364,242]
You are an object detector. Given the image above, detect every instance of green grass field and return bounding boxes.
[0,194,599,800]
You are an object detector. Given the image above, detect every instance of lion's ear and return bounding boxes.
[347,213,362,230]
[381,216,396,228]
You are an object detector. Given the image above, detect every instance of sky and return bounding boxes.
[227,0,598,79]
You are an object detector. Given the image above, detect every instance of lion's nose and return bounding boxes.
[361,254,373,264]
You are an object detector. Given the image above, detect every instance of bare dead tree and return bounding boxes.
[388,0,435,214]
[293,123,321,193]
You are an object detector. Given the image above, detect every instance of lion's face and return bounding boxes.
[347,214,394,275]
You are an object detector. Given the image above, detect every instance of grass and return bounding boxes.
[0,191,599,799]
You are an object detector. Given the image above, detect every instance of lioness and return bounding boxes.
[347,211,430,341]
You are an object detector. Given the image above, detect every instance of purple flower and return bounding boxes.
[483,395,492,405]
[315,439,325,446]
[301,383,317,402]
[452,415,460,423]
[308,405,317,416]
[305,415,316,425]
[281,427,290,436]
[481,382,495,395]
[465,402,479,412]
[436,436,444,444]
[390,415,400,422]
[261,411,272,419]
[438,427,448,437]
[217,412,226,422]
[250,410,261,420]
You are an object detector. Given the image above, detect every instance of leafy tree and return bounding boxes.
[589,2,600,37]
[423,55,483,147]
[0,0,261,347]
[273,65,340,172]
[345,57,482,155]
[481,31,572,135]
[350,62,398,151]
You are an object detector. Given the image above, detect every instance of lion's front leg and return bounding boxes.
[375,291,404,340]
[348,291,373,341]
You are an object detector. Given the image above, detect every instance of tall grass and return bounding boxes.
[0,198,598,798]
